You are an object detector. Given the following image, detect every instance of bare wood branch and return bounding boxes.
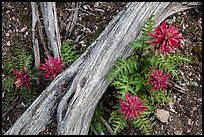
[100,116,114,135]
[31,2,40,68]
[40,2,61,58]
[5,2,200,135]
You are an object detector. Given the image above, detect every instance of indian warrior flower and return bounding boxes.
[39,55,63,79]
[146,66,171,91]
[12,66,30,90]
[149,22,183,56]
[119,93,147,120]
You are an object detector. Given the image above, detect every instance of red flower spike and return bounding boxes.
[149,22,183,56]
[39,55,63,79]
[119,93,147,120]
[12,66,30,90]
[146,66,171,91]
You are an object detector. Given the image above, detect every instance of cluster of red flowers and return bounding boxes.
[119,93,147,120]
[146,66,171,91]
[149,22,183,56]
[12,66,30,90]
[119,22,180,120]
[12,55,63,91]
[39,55,63,79]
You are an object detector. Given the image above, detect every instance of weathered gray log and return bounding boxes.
[31,2,40,68]
[5,2,200,135]
[40,2,61,58]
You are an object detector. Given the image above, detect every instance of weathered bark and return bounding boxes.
[40,2,61,58]
[5,2,200,135]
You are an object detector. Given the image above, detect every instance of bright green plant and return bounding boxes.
[106,15,191,135]
[2,42,38,108]
[61,41,79,65]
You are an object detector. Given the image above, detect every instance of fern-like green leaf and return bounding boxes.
[131,113,153,135]
[61,41,79,65]
[108,110,127,135]
[107,55,139,81]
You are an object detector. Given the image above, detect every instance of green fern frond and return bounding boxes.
[2,76,14,92]
[148,90,174,105]
[61,41,79,65]
[132,114,152,135]
[108,110,127,135]
[112,74,145,99]
[149,53,191,79]
[142,15,155,42]
[11,45,33,73]
[107,55,139,81]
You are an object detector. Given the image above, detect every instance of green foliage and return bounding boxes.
[61,41,79,65]
[107,55,139,81]
[2,76,14,92]
[142,15,155,42]
[11,44,33,73]
[149,53,191,79]
[131,112,152,135]
[106,15,188,135]
[108,109,127,135]
[20,87,37,105]
[90,102,106,133]
[130,15,155,51]
[148,90,174,105]
[2,41,38,109]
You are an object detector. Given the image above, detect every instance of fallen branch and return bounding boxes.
[5,2,200,135]
[100,116,114,135]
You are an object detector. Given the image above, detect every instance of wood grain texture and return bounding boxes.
[5,2,200,135]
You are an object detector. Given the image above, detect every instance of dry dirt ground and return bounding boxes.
[2,2,202,135]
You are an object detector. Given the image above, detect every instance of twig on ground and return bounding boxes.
[170,81,188,94]
[100,116,114,135]
[178,68,188,82]
[67,2,80,37]
[79,7,96,16]
[75,22,92,34]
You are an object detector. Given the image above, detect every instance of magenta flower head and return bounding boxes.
[149,22,183,56]
[39,55,63,79]
[12,66,30,90]
[146,66,171,91]
[119,93,147,120]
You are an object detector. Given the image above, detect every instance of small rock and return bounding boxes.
[94,2,100,8]
[5,33,10,37]
[155,109,170,123]
[150,115,155,121]
[6,41,11,46]
[174,130,183,135]
[16,102,27,108]
[2,92,5,100]
[187,129,191,133]
[177,97,181,102]
[168,101,176,113]
[191,81,198,87]
[79,40,86,47]
[20,26,27,33]
[83,4,90,10]
[74,35,82,43]
[6,10,10,14]
[188,119,192,125]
